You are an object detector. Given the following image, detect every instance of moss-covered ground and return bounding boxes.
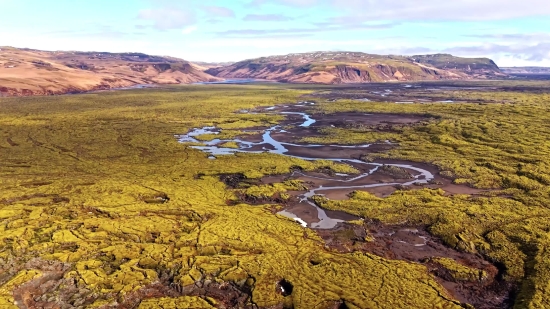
[1,82,549,308]
[306,84,550,308]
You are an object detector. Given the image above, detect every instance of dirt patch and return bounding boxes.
[281,200,359,226]
[234,191,290,206]
[219,173,249,189]
[0,193,68,205]
[310,112,433,129]
[227,106,430,160]
[370,159,490,196]
[244,158,491,230]
[377,165,414,179]
[304,82,518,103]
[6,137,19,147]
[0,259,257,309]
[258,159,487,203]
[6,259,102,309]
[114,279,255,309]
[245,143,277,152]
[316,222,515,309]
[6,259,256,309]
[285,143,392,159]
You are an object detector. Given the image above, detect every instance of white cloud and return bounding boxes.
[0,30,153,53]
[202,6,235,18]
[182,25,198,34]
[243,14,293,22]
[254,0,550,21]
[184,33,550,65]
[331,0,550,21]
[249,0,320,7]
[138,8,196,30]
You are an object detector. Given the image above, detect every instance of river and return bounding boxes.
[177,103,434,229]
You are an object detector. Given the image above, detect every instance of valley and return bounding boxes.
[2,0,549,307]
[1,80,550,308]
[0,48,513,97]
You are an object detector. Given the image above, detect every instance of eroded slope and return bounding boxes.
[0,47,219,96]
[206,52,504,84]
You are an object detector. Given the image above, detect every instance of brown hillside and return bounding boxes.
[206,52,505,84]
[0,47,220,96]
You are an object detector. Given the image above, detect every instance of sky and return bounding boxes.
[1,0,550,66]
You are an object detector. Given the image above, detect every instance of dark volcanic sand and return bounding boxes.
[310,112,433,127]
[282,200,359,225]
[284,144,392,160]
[302,81,541,103]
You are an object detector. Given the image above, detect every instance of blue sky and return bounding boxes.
[1,0,550,66]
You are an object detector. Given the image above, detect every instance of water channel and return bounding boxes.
[178,103,434,229]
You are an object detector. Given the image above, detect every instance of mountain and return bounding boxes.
[0,47,220,96]
[191,61,235,71]
[501,67,550,74]
[410,54,501,72]
[206,52,505,84]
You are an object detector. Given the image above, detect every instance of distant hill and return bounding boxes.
[191,61,235,71]
[0,47,220,96]
[206,52,505,84]
[0,47,509,95]
[501,67,550,74]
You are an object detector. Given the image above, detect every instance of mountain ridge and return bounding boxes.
[0,48,508,96]
[206,51,505,84]
[501,67,550,74]
[0,46,220,96]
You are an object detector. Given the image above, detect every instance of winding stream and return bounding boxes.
[178,104,434,229]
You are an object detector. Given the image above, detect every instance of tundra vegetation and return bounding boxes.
[0,82,549,308]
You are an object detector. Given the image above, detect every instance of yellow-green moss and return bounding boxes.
[0,85,460,309]
[218,141,239,149]
[431,257,487,282]
[0,83,549,308]
[138,296,215,308]
[0,270,42,306]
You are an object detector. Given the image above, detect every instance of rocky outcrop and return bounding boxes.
[332,66,372,83]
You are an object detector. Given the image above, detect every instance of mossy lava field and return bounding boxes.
[1,81,550,309]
